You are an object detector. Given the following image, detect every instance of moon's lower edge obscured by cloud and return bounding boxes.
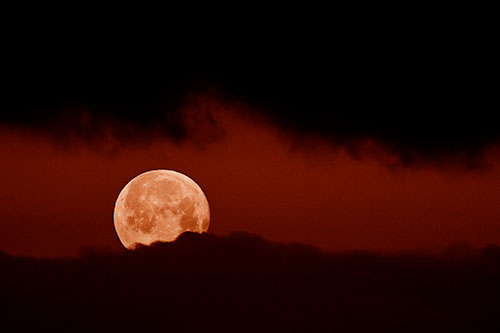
[113,169,210,249]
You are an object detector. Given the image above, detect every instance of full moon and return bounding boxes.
[113,169,210,249]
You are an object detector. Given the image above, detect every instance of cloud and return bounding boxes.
[1,232,500,331]
[2,39,498,165]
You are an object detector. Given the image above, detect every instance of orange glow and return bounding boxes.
[0,103,499,257]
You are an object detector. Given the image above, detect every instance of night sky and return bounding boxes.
[1,14,499,331]
[2,101,500,257]
[2,34,499,257]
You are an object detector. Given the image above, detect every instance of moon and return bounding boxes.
[113,169,210,249]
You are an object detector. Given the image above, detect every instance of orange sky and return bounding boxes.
[1,102,499,257]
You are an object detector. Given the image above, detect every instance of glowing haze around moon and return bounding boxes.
[113,170,210,249]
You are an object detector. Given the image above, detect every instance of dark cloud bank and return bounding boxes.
[2,32,498,166]
[2,232,500,332]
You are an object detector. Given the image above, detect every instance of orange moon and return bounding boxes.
[113,170,210,249]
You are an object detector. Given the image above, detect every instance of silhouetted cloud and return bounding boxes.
[1,29,498,165]
[2,232,499,332]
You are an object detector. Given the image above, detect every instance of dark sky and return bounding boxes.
[1,21,499,257]
[4,37,498,163]
[2,12,500,332]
